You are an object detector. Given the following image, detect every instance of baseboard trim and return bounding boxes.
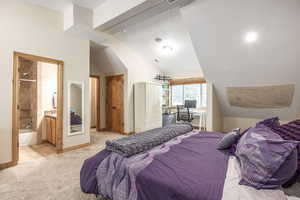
[62,143,90,153]
[0,161,15,170]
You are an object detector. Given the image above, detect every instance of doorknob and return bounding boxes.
[112,106,117,109]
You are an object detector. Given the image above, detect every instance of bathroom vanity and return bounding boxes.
[45,113,57,146]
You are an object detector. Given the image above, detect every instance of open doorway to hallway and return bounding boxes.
[90,41,127,135]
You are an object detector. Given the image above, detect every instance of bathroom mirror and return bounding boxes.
[68,81,84,136]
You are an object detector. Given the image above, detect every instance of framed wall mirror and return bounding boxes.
[68,81,84,136]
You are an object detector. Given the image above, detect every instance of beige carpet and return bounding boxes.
[0,131,124,200]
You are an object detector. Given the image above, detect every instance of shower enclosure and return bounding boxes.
[18,57,38,146]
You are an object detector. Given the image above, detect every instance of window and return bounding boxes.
[171,83,207,107]
[171,85,184,105]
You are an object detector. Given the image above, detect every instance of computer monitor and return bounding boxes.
[184,100,197,108]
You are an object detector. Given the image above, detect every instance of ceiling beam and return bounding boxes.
[93,0,148,29]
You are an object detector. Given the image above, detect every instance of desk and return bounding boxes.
[190,111,207,130]
[165,108,207,130]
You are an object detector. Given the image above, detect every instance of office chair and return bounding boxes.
[176,100,197,123]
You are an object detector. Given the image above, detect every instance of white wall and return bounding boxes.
[37,63,57,113]
[0,0,90,164]
[63,4,74,31]
[206,83,223,132]
[91,46,127,75]
[223,117,289,133]
[37,62,57,141]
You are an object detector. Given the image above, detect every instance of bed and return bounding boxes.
[80,129,299,200]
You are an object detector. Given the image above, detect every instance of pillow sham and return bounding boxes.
[257,117,280,129]
[261,118,300,187]
[217,128,241,150]
[236,125,299,189]
[270,119,300,141]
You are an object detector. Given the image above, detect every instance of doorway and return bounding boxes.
[106,74,124,133]
[12,52,64,166]
[89,76,100,131]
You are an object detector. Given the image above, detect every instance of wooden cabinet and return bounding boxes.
[45,116,56,145]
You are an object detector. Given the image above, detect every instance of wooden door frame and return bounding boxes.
[12,52,64,166]
[90,75,101,132]
[105,74,124,134]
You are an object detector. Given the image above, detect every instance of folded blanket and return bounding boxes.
[105,123,193,157]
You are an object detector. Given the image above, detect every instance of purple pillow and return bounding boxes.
[257,117,280,129]
[236,125,299,189]
[262,119,300,177]
[271,120,300,141]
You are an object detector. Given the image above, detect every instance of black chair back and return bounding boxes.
[176,105,193,123]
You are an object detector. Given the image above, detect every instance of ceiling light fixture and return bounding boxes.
[155,37,176,55]
[162,45,173,53]
[154,74,172,82]
[155,37,162,43]
[244,31,258,44]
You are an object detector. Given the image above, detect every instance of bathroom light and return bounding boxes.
[245,31,258,43]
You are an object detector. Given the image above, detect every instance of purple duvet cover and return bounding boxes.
[80,131,229,200]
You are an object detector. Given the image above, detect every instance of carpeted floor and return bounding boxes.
[0,131,124,200]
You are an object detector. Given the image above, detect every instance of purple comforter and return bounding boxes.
[80,131,229,200]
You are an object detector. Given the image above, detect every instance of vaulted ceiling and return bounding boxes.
[180,0,300,120]
[113,7,203,77]
[18,0,201,78]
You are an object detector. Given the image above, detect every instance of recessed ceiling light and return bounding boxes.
[245,31,258,43]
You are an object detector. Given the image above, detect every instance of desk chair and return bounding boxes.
[176,100,197,123]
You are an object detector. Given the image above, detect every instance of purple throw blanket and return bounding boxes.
[97,131,199,200]
[80,131,229,200]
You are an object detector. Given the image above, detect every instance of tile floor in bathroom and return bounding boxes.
[19,142,57,163]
